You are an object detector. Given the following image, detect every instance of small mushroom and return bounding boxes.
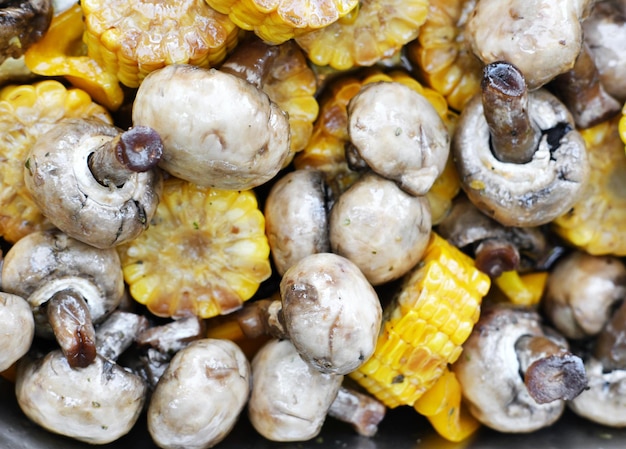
[452,305,587,433]
[0,292,34,372]
[329,172,432,285]
[453,61,589,227]
[132,64,291,190]
[0,0,53,65]
[542,250,626,340]
[264,169,331,276]
[147,338,251,449]
[2,229,125,367]
[346,81,450,196]
[23,117,163,249]
[466,0,591,90]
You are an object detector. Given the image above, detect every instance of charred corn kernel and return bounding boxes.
[23,4,124,111]
[117,177,272,319]
[294,69,459,223]
[493,271,548,307]
[295,0,429,70]
[620,103,626,151]
[0,80,111,243]
[553,116,626,255]
[405,0,482,112]
[414,367,481,442]
[206,0,358,45]
[350,233,490,409]
[82,0,239,88]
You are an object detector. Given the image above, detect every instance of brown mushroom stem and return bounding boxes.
[550,43,621,129]
[220,37,280,90]
[593,300,626,372]
[515,334,587,404]
[46,289,97,368]
[327,386,386,437]
[473,238,520,278]
[234,298,288,340]
[88,126,163,188]
[481,61,540,164]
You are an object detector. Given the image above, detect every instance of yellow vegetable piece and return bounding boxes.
[23,4,124,111]
[349,232,490,409]
[494,271,549,307]
[117,177,272,319]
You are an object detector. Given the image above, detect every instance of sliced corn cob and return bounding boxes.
[0,80,111,243]
[295,0,429,71]
[620,102,626,153]
[116,177,272,319]
[205,0,358,45]
[493,271,548,307]
[552,116,626,255]
[405,0,482,112]
[349,232,491,409]
[81,0,240,88]
[23,4,124,111]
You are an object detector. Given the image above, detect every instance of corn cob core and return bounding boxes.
[82,0,239,88]
[117,177,272,319]
[0,80,111,243]
[350,232,490,409]
[553,116,626,256]
[205,0,358,45]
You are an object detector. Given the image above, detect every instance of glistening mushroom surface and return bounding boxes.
[0,292,34,372]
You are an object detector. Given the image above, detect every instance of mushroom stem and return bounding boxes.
[235,298,288,340]
[46,289,97,368]
[481,61,540,164]
[220,37,280,90]
[515,334,587,404]
[473,238,520,278]
[593,299,626,372]
[327,386,386,437]
[95,311,149,362]
[88,126,163,188]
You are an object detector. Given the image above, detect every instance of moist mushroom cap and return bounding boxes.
[0,0,53,64]
[0,292,34,371]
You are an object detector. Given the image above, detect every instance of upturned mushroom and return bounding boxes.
[329,172,432,285]
[346,81,450,197]
[23,117,164,249]
[452,305,587,433]
[0,292,35,372]
[132,64,291,190]
[2,229,125,367]
[453,61,589,227]
[147,338,251,449]
[0,0,53,65]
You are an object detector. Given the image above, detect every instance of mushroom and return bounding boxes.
[452,305,587,433]
[0,0,52,65]
[264,169,331,276]
[329,172,432,285]
[1,229,125,367]
[15,308,148,444]
[132,64,291,190]
[0,292,35,372]
[453,61,589,227]
[542,250,626,340]
[346,81,450,197]
[23,117,164,249]
[466,0,591,90]
[147,338,250,449]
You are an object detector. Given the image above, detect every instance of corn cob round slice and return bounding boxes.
[81,0,240,88]
[349,232,490,409]
[620,102,626,152]
[117,177,272,319]
[294,0,429,71]
[205,0,358,45]
[405,0,482,112]
[0,80,111,243]
[552,116,626,256]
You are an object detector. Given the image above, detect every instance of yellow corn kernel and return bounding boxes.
[349,233,490,409]
[552,116,626,255]
[494,271,549,307]
[117,177,272,319]
[0,80,111,243]
[619,103,626,151]
[82,0,239,89]
[295,0,429,71]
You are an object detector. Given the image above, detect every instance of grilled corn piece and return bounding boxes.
[405,0,482,112]
[117,177,272,319]
[493,271,548,307]
[295,0,429,70]
[620,102,626,153]
[349,232,491,409]
[82,0,239,88]
[552,116,626,255]
[0,80,111,243]
[205,0,358,45]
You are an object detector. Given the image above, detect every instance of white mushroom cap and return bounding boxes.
[132,64,291,190]
[148,338,250,449]
[0,292,34,371]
